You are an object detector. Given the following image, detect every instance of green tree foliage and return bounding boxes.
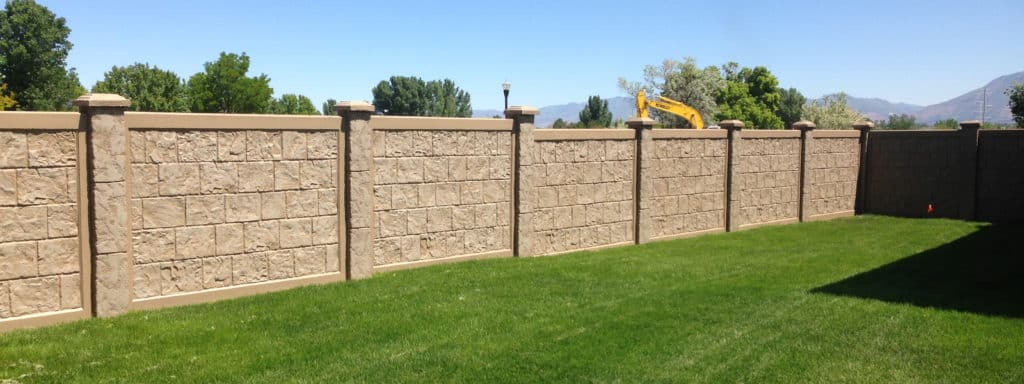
[268,94,318,115]
[882,113,917,130]
[372,76,472,117]
[0,0,84,110]
[777,87,805,128]
[187,52,273,113]
[92,63,188,112]
[552,118,568,128]
[321,98,337,116]
[577,95,613,128]
[801,93,866,129]
[1007,83,1024,128]
[0,83,16,109]
[715,65,784,129]
[619,57,725,127]
[933,118,959,130]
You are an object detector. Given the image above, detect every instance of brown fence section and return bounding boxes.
[3,93,1021,332]
[976,130,1024,221]
[0,112,90,332]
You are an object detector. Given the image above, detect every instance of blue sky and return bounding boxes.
[44,0,1024,111]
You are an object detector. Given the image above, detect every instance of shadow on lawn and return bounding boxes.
[812,223,1024,318]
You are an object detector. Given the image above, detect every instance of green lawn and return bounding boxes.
[2,216,1022,383]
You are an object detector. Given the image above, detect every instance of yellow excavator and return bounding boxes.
[636,90,705,129]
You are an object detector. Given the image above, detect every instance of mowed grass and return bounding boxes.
[2,215,1022,383]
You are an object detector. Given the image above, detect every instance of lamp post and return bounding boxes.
[502,81,510,111]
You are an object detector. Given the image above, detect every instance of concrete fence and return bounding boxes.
[1,93,1020,331]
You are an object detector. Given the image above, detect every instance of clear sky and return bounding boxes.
[43,0,1024,111]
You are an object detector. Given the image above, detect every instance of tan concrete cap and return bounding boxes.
[73,93,131,108]
[793,120,816,130]
[626,117,656,128]
[960,120,981,129]
[505,106,540,116]
[852,121,875,130]
[719,120,744,130]
[334,101,375,113]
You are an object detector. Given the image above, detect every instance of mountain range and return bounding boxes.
[474,70,1023,127]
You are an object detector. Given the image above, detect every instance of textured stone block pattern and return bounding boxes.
[806,137,860,217]
[128,130,340,299]
[865,133,962,218]
[737,138,801,226]
[524,139,634,255]
[371,131,512,266]
[650,138,727,238]
[0,131,81,318]
[976,131,1024,221]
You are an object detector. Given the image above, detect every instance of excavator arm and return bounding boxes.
[636,90,705,129]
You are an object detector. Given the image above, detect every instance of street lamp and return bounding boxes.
[502,81,510,111]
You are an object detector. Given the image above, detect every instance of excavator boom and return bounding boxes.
[635,90,705,129]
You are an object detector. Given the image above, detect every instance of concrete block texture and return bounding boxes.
[806,137,860,218]
[864,132,963,218]
[0,131,82,320]
[128,129,341,300]
[649,138,728,239]
[523,139,635,255]
[976,131,1024,221]
[736,138,801,227]
[371,130,513,266]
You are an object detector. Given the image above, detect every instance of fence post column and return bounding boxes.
[506,106,539,257]
[721,120,744,232]
[73,94,132,317]
[628,117,655,244]
[853,121,873,214]
[336,101,375,279]
[958,120,980,220]
[795,121,816,222]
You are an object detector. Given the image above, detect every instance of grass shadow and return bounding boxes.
[811,222,1024,318]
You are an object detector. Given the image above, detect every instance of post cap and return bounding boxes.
[504,106,539,117]
[334,101,375,113]
[852,121,875,130]
[73,93,131,108]
[792,120,816,130]
[719,120,744,130]
[959,120,981,129]
[626,117,656,129]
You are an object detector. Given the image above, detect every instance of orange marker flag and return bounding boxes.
[927,204,935,214]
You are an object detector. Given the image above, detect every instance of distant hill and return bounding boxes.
[474,96,635,127]
[911,71,1022,124]
[845,97,923,122]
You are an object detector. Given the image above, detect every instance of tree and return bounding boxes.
[91,63,188,112]
[933,118,959,130]
[1007,83,1024,128]
[882,113,916,130]
[619,57,725,127]
[0,0,84,110]
[372,76,472,117]
[187,52,273,113]
[552,118,568,128]
[801,93,866,129]
[321,98,337,116]
[777,88,805,128]
[0,83,16,109]
[577,95,613,128]
[268,94,317,115]
[715,65,784,129]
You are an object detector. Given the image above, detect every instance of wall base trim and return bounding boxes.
[650,227,727,242]
[373,249,513,273]
[0,309,89,333]
[738,217,800,231]
[128,272,346,311]
[807,210,855,222]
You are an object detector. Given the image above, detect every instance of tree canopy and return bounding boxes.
[619,57,725,128]
[92,63,188,112]
[777,87,805,128]
[715,64,784,129]
[552,118,568,128]
[372,76,472,117]
[0,0,83,110]
[876,113,917,130]
[1007,83,1024,128]
[187,52,273,113]
[268,93,318,115]
[801,93,866,129]
[577,95,613,128]
[321,98,337,116]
